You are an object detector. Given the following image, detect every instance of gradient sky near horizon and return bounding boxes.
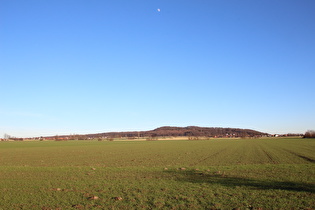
[1,0,315,137]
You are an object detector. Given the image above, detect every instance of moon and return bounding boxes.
[157,8,161,12]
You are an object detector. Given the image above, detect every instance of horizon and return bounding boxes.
[1,0,315,138]
[2,125,304,139]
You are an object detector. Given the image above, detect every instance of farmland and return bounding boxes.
[0,138,314,209]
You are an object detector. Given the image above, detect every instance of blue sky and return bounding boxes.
[1,0,315,137]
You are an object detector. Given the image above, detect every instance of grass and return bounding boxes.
[0,138,314,209]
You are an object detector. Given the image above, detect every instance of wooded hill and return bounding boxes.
[82,126,268,139]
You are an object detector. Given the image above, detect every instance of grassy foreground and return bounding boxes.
[0,138,314,209]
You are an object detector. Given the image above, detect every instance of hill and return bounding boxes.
[82,126,268,139]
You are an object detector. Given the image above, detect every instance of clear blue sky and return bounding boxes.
[1,0,315,137]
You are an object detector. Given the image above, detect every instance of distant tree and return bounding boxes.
[146,134,158,141]
[4,133,11,140]
[304,130,315,138]
[240,131,248,139]
[77,135,87,140]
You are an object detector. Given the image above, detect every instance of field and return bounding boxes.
[0,138,314,209]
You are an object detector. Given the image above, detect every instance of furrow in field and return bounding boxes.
[189,147,229,167]
[282,149,315,163]
[258,145,277,164]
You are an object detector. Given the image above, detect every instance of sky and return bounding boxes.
[1,0,315,137]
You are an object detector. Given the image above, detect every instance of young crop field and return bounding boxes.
[0,138,314,209]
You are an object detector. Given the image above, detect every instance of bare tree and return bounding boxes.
[304,130,315,138]
[146,134,158,141]
[4,133,11,140]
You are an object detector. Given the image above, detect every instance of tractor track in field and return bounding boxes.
[189,148,228,167]
[259,145,277,164]
[282,149,315,163]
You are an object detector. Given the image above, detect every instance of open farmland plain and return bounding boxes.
[0,138,314,209]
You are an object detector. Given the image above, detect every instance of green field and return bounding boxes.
[0,138,314,209]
